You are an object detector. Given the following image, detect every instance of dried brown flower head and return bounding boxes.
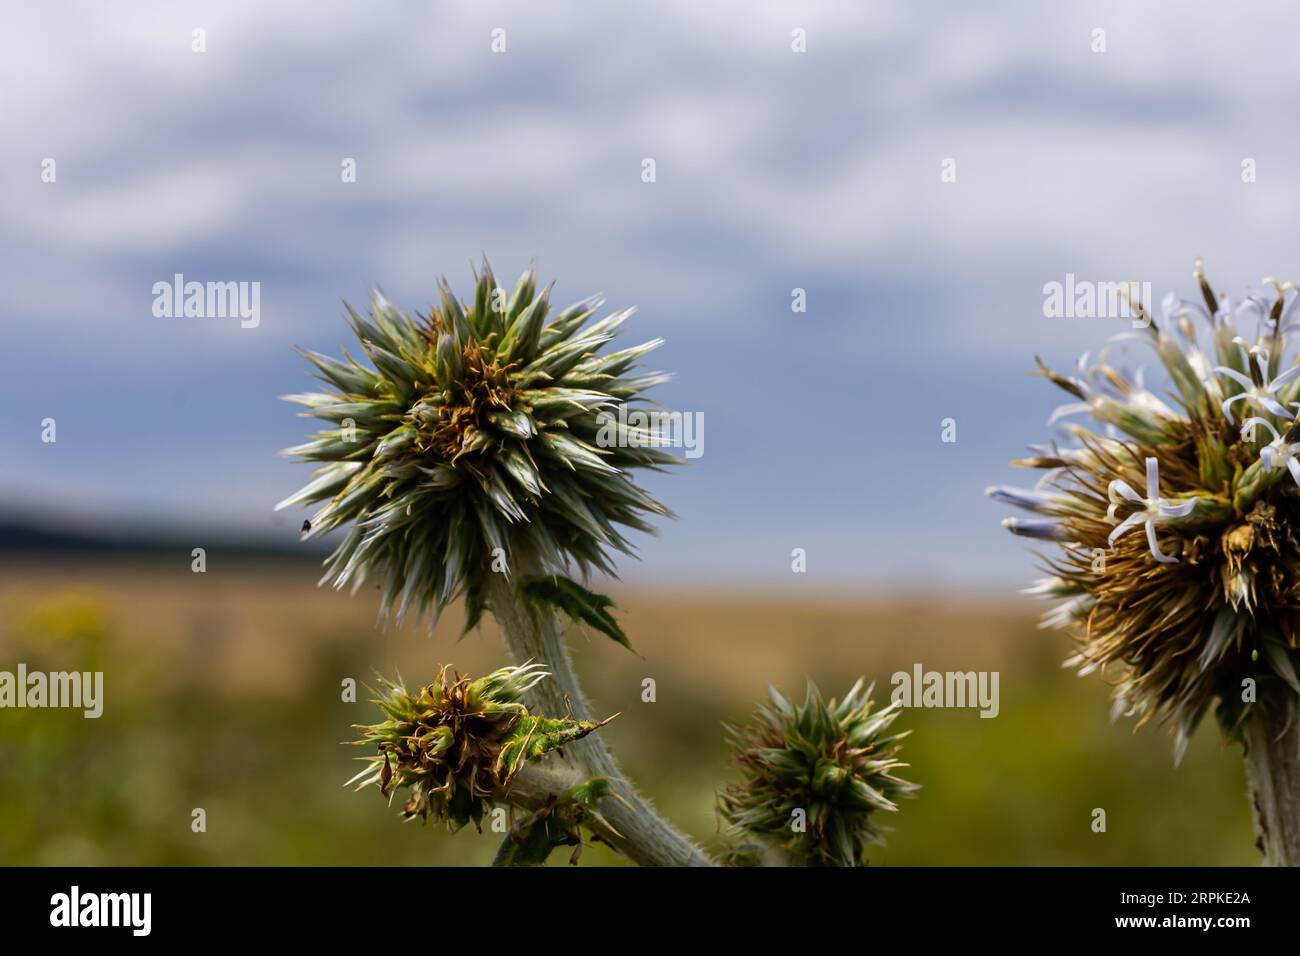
[993,264,1300,759]
[347,663,612,830]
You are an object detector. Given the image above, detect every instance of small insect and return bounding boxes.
[301,519,311,533]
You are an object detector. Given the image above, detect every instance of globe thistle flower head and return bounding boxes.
[993,263,1300,759]
[718,678,917,867]
[346,662,612,830]
[278,261,678,629]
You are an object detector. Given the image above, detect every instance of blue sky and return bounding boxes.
[6,1,1300,591]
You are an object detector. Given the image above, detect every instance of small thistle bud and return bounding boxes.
[995,264,1300,759]
[717,679,918,867]
[346,662,614,830]
[278,261,677,630]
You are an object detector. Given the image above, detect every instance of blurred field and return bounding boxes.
[0,557,1256,866]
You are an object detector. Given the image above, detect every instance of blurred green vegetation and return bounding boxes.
[0,561,1256,865]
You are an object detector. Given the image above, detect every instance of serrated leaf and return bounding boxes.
[520,575,634,652]
[461,580,485,638]
[491,775,619,867]
[496,713,612,778]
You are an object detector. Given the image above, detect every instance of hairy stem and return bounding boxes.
[1243,693,1300,866]
[486,569,715,867]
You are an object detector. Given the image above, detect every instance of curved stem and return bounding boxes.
[486,569,715,867]
[1243,692,1300,866]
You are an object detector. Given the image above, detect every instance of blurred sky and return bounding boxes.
[5,1,1300,591]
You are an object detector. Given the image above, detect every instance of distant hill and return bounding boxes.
[0,518,326,562]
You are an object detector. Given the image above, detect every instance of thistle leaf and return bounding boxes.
[461,580,486,637]
[520,575,634,652]
[491,777,619,867]
[497,713,613,778]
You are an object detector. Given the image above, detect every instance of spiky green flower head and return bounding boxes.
[278,261,677,629]
[347,662,612,831]
[992,262,1300,760]
[718,679,917,867]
